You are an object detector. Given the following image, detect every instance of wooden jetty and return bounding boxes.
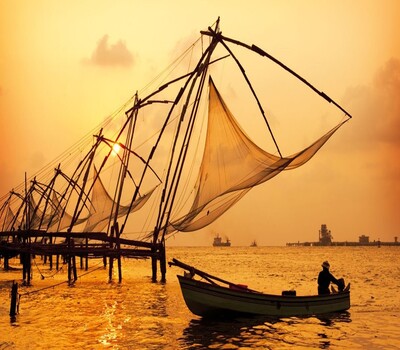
[0,228,166,284]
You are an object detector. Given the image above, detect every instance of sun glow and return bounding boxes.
[112,143,121,156]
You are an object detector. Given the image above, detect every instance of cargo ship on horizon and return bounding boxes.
[213,234,231,247]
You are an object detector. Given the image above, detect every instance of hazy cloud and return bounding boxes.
[86,35,134,67]
[373,58,400,145]
[336,57,400,206]
[340,57,400,151]
[29,151,46,172]
[169,31,198,58]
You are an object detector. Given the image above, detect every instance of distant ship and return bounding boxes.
[250,240,257,247]
[213,234,231,247]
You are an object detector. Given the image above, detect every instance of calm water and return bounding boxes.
[1,246,400,349]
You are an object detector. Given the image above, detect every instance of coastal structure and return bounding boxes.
[286,225,399,246]
[319,224,332,245]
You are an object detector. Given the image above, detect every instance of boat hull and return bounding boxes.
[212,243,231,247]
[177,275,350,317]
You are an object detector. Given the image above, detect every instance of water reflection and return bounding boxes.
[316,311,352,326]
[99,300,119,346]
[98,281,171,348]
[181,316,282,349]
[315,312,352,349]
[180,312,352,349]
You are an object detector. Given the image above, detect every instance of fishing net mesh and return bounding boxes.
[171,78,346,232]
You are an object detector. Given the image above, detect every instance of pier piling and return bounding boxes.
[160,240,166,283]
[22,253,31,285]
[9,281,18,318]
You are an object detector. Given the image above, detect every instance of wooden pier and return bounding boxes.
[0,230,166,284]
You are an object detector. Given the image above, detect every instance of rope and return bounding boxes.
[19,260,104,298]
[32,257,65,279]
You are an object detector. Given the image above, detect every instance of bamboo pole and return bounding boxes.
[169,258,261,293]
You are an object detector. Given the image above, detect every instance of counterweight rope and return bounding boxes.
[19,259,105,298]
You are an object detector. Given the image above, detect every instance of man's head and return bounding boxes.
[322,261,330,269]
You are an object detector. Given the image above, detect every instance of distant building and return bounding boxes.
[319,224,332,246]
[359,235,369,244]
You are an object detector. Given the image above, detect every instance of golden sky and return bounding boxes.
[1,0,399,245]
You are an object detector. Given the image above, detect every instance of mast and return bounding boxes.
[111,93,139,228]
[67,136,102,232]
[24,172,30,230]
[201,31,353,119]
[154,18,221,244]
[146,18,222,281]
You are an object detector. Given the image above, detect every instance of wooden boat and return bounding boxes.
[170,259,350,317]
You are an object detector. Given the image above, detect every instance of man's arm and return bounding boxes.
[330,273,339,285]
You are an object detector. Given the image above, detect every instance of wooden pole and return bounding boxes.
[151,244,157,282]
[27,253,31,285]
[117,256,122,283]
[72,239,77,282]
[103,255,107,267]
[9,281,18,318]
[22,252,30,285]
[169,258,261,293]
[114,223,122,283]
[85,237,89,271]
[67,236,72,284]
[109,226,114,282]
[22,253,27,283]
[4,255,9,270]
[109,256,114,282]
[49,237,53,270]
[160,240,167,283]
[73,256,78,281]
